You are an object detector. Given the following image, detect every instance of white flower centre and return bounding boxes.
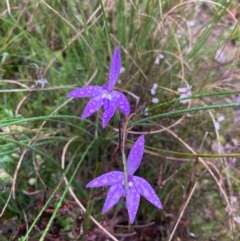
[102,92,112,100]
[128,181,133,187]
[122,180,133,188]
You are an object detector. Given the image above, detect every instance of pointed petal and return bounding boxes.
[102,101,117,128]
[67,86,103,98]
[102,183,125,214]
[127,135,145,175]
[86,171,124,188]
[81,95,103,119]
[108,46,121,90]
[126,186,140,224]
[133,176,163,209]
[112,91,130,116]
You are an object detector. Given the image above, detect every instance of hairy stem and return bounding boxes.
[121,114,137,192]
[121,117,129,192]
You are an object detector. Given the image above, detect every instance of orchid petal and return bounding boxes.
[102,183,125,214]
[108,46,121,90]
[133,176,163,209]
[102,100,117,128]
[127,135,145,175]
[112,91,130,116]
[35,78,48,88]
[126,186,140,223]
[177,87,187,93]
[67,86,103,98]
[81,95,103,119]
[86,171,124,188]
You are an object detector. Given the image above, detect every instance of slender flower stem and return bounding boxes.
[117,112,129,191]
[121,114,137,192]
[121,116,129,192]
[121,149,129,192]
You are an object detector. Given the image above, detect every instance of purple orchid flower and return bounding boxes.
[35,78,48,88]
[86,135,163,224]
[67,46,130,128]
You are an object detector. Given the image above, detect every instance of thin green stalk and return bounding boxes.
[0,115,92,128]
[99,0,112,55]
[117,0,127,47]
[135,102,240,124]
[2,87,240,128]
[146,145,240,158]
[136,89,240,119]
